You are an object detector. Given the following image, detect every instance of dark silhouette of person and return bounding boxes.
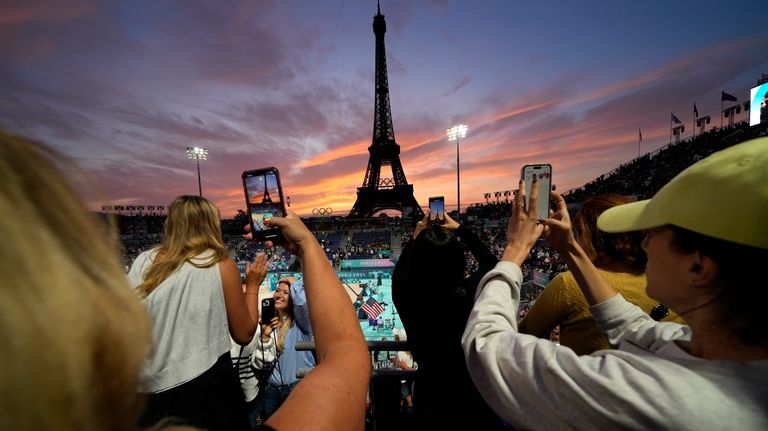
[393,213,505,430]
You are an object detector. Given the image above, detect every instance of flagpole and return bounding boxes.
[638,128,641,158]
[721,98,723,128]
[692,103,695,139]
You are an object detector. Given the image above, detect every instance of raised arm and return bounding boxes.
[455,224,498,271]
[263,214,370,431]
[461,180,674,430]
[290,279,312,336]
[221,253,267,345]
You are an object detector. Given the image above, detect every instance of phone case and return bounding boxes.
[261,298,276,323]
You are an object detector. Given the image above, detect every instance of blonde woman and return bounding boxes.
[129,195,261,430]
[246,213,370,431]
[0,131,152,431]
[262,276,316,418]
[230,254,278,427]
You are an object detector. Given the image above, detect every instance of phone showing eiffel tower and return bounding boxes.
[242,167,286,241]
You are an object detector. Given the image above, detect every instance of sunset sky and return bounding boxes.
[2,0,766,217]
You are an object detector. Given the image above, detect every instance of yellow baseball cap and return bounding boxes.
[597,136,768,250]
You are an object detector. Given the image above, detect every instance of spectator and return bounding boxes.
[261,277,316,419]
[129,196,261,430]
[463,139,768,430]
[519,194,684,354]
[393,210,504,429]
[230,254,279,428]
[0,131,153,430]
[251,213,370,431]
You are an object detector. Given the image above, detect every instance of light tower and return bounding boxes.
[446,124,468,221]
[185,147,208,196]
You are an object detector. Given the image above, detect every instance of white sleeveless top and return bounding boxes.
[128,249,231,393]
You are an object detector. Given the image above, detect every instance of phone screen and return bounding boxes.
[428,196,445,221]
[261,298,275,323]
[242,168,286,241]
[521,164,552,220]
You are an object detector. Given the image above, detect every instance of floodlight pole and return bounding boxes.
[196,160,202,196]
[186,147,208,197]
[446,124,468,222]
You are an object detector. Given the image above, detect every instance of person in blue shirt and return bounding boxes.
[262,277,316,418]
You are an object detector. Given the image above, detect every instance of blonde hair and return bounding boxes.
[0,131,152,430]
[136,195,228,298]
[275,278,295,352]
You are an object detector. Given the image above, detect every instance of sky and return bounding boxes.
[1,0,767,218]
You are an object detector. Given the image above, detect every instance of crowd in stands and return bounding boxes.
[464,200,511,221]
[112,125,762,303]
[224,237,295,272]
[114,212,566,287]
[346,230,392,259]
[564,122,759,203]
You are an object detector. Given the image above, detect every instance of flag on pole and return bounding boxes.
[694,102,699,118]
[671,113,682,124]
[639,128,643,142]
[721,91,737,102]
[361,296,385,319]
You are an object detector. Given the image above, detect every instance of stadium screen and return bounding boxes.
[750,82,768,126]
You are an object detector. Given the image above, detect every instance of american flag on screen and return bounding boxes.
[361,297,385,319]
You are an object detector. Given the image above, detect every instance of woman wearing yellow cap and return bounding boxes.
[462,138,768,430]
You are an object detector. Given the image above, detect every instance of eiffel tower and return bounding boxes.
[262,187,273,204]
[347,2,423,219]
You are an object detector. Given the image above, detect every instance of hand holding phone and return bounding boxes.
[260,297,276,324]
[440,211,460,230]
[242,167,287,242]
[521,164,553,220]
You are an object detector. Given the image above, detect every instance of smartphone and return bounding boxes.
[428,196,445,222]
[521,164,552,220]
[242,167,286,242]
[261,297,276,324]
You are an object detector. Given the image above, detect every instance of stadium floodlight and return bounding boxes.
[186,147,208,196]
[446,124,468,221]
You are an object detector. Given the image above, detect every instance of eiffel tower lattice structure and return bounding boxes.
[262,188,273,204]
[347,2,423,220]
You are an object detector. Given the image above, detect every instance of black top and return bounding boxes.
[392,225,504,429]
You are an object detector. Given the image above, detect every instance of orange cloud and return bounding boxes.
[298,139,369,168]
